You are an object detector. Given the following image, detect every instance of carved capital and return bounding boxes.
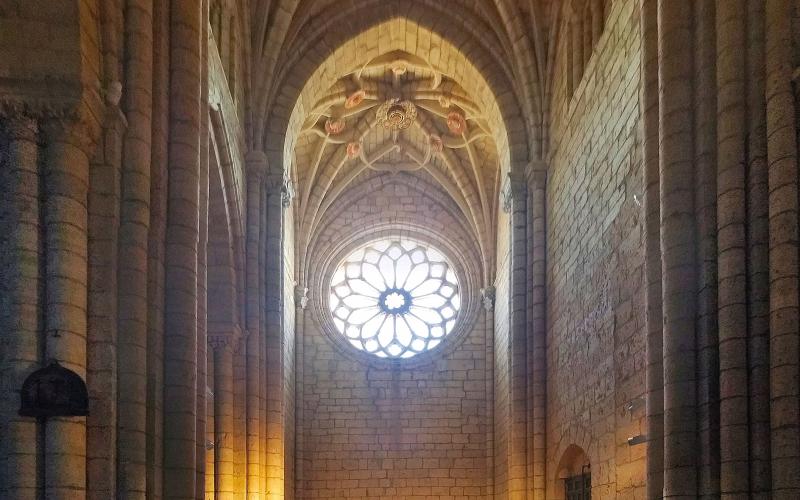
[501,171,527,213]
[266,172,294,207]
[2,114,38,142]
[208,334,234,352]
[295,285,309,309]
[246,150,268,180]
[207,324,243,352]
[40,114,102,154]
[480,286,496,312]
[525,160,548,186]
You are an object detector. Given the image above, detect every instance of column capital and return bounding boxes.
[480,286,496,311]
[2,114,38,142]
[525,160,548,187]
[266,171,294,207]
[40,113,102,154]
[246,150,268,180]
[295,284,309,309]
[501,171,528,213]
[207,324,243,352]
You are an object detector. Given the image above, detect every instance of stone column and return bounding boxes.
[294,284,308,500]
[265,172,288,498]
[640,1,664,497]
[245,153,266,498]
[42,115,96,500]
[480,285,495,499]
[163,0,203,497]
[527,168,547,500]
[87,102,125,500]
[196,1,210,496]
[205,353,215,499]
[657,2,699,498]
[211,333,237,500]
[259,179,268,493]
[765,1,800,497]
[117,1,154,497]
[506,170,529,499]
[715,1,750,496]
[0,114,40,500]
[146,0,171,497]
[694,2,720,496]
[744,1,771,494]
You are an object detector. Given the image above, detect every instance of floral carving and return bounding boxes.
[345,90,365,109]
[346,142,361,159]
[376,98,418,131]
[325,117,346,135]
[446,111,467,135]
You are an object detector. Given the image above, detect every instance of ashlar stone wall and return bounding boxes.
[546,0,647,498]
[296,172,492,500]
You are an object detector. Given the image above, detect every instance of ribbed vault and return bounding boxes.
[281,19,525,285]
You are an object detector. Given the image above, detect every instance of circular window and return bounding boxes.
[329,239,461,359]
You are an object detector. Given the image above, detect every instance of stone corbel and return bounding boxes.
[294,284,309,309]
[281,177,295,207]
[480,286,496,312]
[501,170,528,213]
[265,170,294,207]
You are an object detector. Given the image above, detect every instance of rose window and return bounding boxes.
[329,239,461,358]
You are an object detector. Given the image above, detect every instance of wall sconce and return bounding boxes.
[624,397,644,413]
[627,434,647,446]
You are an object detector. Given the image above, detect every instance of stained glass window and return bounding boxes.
[329,239,461,358]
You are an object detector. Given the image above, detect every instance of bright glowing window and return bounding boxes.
[329,239,461,358]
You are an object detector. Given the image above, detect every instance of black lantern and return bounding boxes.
[19,361,89,418]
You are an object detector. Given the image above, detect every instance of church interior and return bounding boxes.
[1,0,800,498]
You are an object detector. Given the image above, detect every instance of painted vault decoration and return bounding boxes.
[329,239,461,358]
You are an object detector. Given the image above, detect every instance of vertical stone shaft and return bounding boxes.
[528,172,547,499]
[245,158,265,498]
[0,116,40,500]
[147,1,171,497]
[765,1,800,497]
[525,186,535,498]
[640,0,664,496]
[213,341,235,500]
[86,3,123,497]
[205,354,215,499]
[259,181,268,495]
[163,0,202,497]
[694,3,720,499]
[117,0,154,497]
[196,146,209,500]
[87,107,124,500]
[43,118,92,500]
[715,1,749,497]
[508,173,529,499]
[744,0,772,495]
[196,1,210,496]
[233,345,247,496]
[483,290,495,499]
[657,2,699,498]
[265,177,286,497]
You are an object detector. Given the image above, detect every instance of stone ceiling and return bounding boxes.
[291,47,502,281]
